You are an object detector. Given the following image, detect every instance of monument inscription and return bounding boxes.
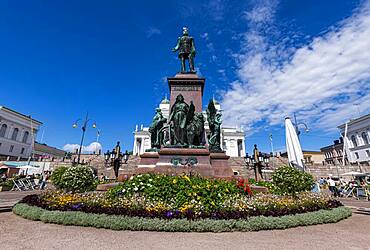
[172,85,201,91]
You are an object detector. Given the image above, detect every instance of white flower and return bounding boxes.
[134,187,138,191]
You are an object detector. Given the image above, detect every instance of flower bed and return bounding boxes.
[18,174,342,220]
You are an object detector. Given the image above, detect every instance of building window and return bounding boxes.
[0,142,2,148]
[0,124,7,137]
[11,128,19,140]
[237,139,243,157]
[21,147,25,154]
[22,131,29,143]
[351,135,358,148]
[366,150,370,157]
[355,152,359,159]
[361,132,369,145]
[9,145,14,153]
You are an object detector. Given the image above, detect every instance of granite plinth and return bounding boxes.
[210,152,232,178]
[137,147,233,178]
[156,147,213,177]
[138,151,159,167]
[168,73,205,112]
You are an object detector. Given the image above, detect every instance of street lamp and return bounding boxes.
[123,150,130,164]
[258,152,264,163]
[104,150,110,162]
[244,153,251,166]
[72,112,97,164]
[293,112,309,139]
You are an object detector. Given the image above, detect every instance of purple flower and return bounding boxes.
[71,203,82,210]
[166,211,173,218]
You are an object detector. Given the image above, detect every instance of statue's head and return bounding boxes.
[182,27,189,36]
[254,144,257,149]
[176,94,184,102]
[117,141,120,146]
[155,108,161,113]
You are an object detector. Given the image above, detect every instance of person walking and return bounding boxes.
[40,171,48,190]
[327,177,338,197]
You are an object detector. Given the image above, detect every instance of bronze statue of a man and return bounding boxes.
[113,141,121,179]
[149,108,167,148]
[172,27,196,73]
[253,144,263,180]
[169,94,189,145]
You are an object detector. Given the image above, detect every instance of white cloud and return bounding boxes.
[146,27,161,38]
[207,0,224,21]
[221,0,370,134]
[201,32,209,40]
[63,142,102,153]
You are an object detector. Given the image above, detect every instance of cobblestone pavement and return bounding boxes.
[0,191,41,211]
[339,198,370,209]
[1,212,369,250]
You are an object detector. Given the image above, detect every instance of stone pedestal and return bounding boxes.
[168,73,205,112]
[138,151,159,168]
[210,152,232,178]
[156,147,214,177]
[136,72,233,178]
[138,147,233,178]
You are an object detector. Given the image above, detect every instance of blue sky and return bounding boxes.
[0,0,369,154]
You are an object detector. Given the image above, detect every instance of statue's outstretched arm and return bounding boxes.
[172,37,180,52]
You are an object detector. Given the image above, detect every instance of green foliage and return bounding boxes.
[50,166,68,189]
[272,166,314,195]
[59,165,96,193]
[107,174,241,214]
[13,203,352,232]
[0,179,14,189]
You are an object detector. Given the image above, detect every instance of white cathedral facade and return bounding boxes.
[133,98,246,157]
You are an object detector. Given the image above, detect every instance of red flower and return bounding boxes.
[237,179,252,195]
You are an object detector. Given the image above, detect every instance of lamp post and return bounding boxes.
[72,112,97,164]
[293,112,309,140]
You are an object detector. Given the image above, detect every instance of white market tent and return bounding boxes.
[341,171,363,176]
[285,117,304,171]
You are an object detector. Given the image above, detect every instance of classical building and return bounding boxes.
[0,106,42,161]
[320,138,347,165]
[338,114,370,165]
[133,98,246,157]
[281,150,325,165]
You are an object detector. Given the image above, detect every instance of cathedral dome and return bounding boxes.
[161,97,170,104]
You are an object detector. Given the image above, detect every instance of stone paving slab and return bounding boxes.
[339,198,370,209]
[1,212,369,250]
[0,191,41,211]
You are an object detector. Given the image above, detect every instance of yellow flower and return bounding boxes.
[183,175,190,182]
[173,179,177,184]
